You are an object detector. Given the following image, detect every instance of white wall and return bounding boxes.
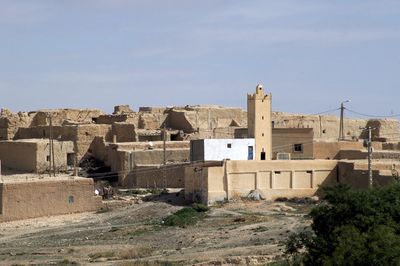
[204,139,255,161]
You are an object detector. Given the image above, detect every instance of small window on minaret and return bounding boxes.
[262,116,264,120]
[262,133,264,137]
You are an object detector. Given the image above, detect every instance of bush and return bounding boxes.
[284,184,400,265]
[192,203,209,212]
[163,207,207,227]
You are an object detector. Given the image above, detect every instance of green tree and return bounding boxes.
[285,184,400,265]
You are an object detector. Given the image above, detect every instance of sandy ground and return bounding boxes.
[0,192,313,266]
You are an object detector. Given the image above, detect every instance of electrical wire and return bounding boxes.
[345,108,400,118]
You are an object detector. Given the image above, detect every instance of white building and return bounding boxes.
[190,139,255,161]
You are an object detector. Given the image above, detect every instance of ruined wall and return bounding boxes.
[0,178,102,222]
[185,160,338,205]
[112,123,136,142]
[13,124,112,162]
[0,111,34,140]
[167,106,247,133]
[272,112,400,142]
[31,109,103,126]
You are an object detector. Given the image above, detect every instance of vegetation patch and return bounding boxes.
[283,183,400,265]
[163,205,209,227]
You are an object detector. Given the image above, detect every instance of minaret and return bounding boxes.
[247,84,272,160]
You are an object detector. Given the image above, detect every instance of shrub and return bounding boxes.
[284,183,400,265]
[163,207,207,227]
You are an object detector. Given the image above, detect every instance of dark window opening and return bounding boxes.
[294,144,303,152]
[262,133,264,137]
[92,117,98,123]
[68,195,74,204]
[67,153,75,166]
[262,116,264,120]
[322,129,326,134]
[261,152,266,160]
[306,170,313,174]
[275,171,281,174]
[46,155,50,162]
[170,134,179,141]
[227,143,232,148]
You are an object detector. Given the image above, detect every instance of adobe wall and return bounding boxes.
[313,141,365,159]
[272,128,314,159]
[338,161,398,189]
[0,141,37,172]
[185,160,338,205]
[167,106,247,133]
[14,124,112,162]
[31,109,103,126]
[108,145,190,186]
[122,165,186,188]
[36,141,74,173]
[0,177,102,222]
[112,123,136,142]
[0,140,74,173]
[272,112,400,142]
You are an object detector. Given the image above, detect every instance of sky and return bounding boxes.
[0,0,399,118]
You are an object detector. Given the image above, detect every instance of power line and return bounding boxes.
[345,108,400,118]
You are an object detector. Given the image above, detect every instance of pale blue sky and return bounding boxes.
[0,0,399,117]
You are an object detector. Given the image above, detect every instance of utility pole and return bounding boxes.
[48,114,53,177]
[339,100,351,141]
[360,126,377,188]
[50,115,56,177]
[162,121,167,189]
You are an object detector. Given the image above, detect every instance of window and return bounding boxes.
[227,143,232,148]
[46,155,50,162]
[262,116,264,120]
[248,146,254,160]
[261,152,266,160]
[275,171,281,174]
[262,133,264,137]
[67,153,75,166]
[68,195,74,204]
[293,144,303,153]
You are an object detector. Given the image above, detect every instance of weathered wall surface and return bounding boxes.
[112,123,136,142]
[122,165,186,188]
[338,161,398,189]
[106,141,190,186]
[0,178,102,222]
[167,106,247,133]
[14,124,112,162]
[272,112,400,142]
[31,109,103,126]
[0,140,74,173]
[185,160,338,205]
[0,141,37,172]
[272,128,314,159]
[313,141,365,159]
